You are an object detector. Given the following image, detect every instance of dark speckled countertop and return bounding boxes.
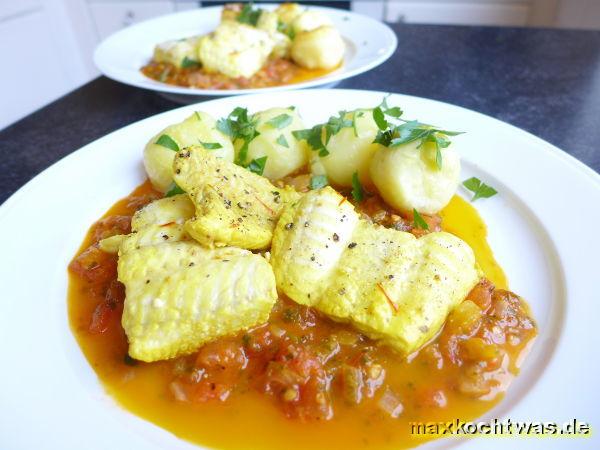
[1,24,599,204]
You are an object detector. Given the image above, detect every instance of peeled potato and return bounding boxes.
[275,3,304,25]
[370,140,461,214]
[144,112,234,192]
[292,10,332,33]
[291,26,344,70]
[310,110,379,187]
[234,107,308,180]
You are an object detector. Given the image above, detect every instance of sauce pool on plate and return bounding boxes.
[68,180,535,450]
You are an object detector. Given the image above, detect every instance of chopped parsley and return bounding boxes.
[352,110,364,137]
[351,172,364,202]
[247,156,268,176]
[217,107,260,166]
[292,126,328,156]
[292,111,354,157]
[155,134,179,152]
[276,134,289,148]
[199,141,222,150]
[165,182,185,197]
[237,3,262,26]
[309,175,328,190]
[462,177,498,201]
[370,96,460,169]
[181,56,201,69]
[277,20,296,39]
[267,113,292,129]
[412,209,429,230]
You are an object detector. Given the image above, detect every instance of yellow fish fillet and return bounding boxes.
[173,146,299,250]
[112,195,277,362]
[270,187,480,354]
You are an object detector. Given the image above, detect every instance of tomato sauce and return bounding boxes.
[141,58,336,90]
[68,179,536,450]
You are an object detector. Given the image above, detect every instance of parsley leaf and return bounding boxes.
[351,172,364,202]
[309,175,328,189]
[247,156,268,176]
[165,182,185,197]
[372,107,388,131]
[292,126,328,156]
[181,56,201,69]
[276,134,289,148]
[237,3,262,26]
[352,110,364,137]
[324,111,353,143]
[199,141,222,150]
[277,20,296,39]
[378,94,403,118]
[412,209,429,230]
[267,113,292,129]
[155,134,179,152]
[217,107,260,165]
[462,177,498,201]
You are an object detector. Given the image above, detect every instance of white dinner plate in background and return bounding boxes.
[94,5,397,98]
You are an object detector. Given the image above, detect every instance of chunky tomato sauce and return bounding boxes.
[68,179,536,450]
[141,59,335,90]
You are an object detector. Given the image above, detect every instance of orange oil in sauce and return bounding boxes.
[69,182,527,450]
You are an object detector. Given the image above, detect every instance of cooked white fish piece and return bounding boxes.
[109,194,277,362]
[98,195,194,254]
[173,146,300,250]
[270,187,480,354]
[119,242,277,362]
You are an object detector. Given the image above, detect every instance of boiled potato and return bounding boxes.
[275,3,304,25]
[234,107,308,180]
[197,21,274,78]
[291,26,344,70]
[309,110,379,187]
[292,10,332,33]
[153,37,199,67]
[144,112,234,192]
[370,140,461,214]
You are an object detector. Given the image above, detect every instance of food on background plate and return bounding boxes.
[68,97,536,449]
[141,3,345,89]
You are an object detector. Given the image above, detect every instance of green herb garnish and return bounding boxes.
[351,172,364,202]
[277,20,296,39]
[352,110,364,137]
[247,156,268,176]
[293,126,328,156]
[276,134,289,148]
[199,141,222,150]
[462,177,498,201]
[372,107,388,131]
[267,113,292,129]
[412,209,429,230]
[217,107,260,165]
[378,94,403,118]
[181,56,201,69]
[309,175,328,190]
[237,3,262,26]
[165,182,185,197]
[155,134,179,152]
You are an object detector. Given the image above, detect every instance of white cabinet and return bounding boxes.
[88,1,174,40]
[385,1,531,26]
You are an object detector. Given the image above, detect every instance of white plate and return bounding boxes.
[0,90,598,450]
[94,5,397,97]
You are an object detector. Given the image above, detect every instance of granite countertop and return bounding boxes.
[1,24,599,203]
